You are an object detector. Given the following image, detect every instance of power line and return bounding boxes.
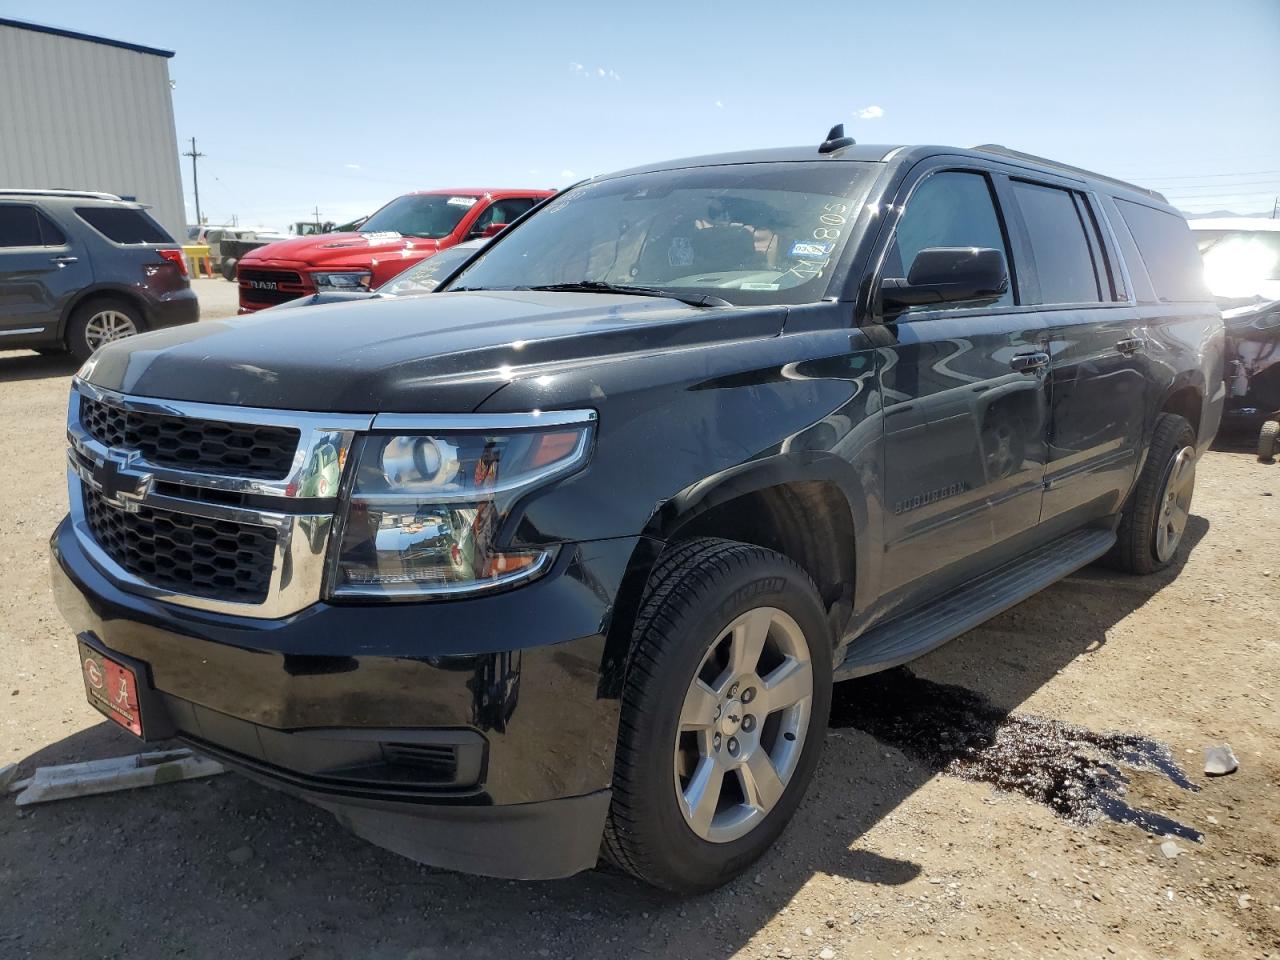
[1157,179,1280,194]
[1131,168,1280,182]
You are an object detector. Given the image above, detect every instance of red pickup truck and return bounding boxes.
[237,188,553,312]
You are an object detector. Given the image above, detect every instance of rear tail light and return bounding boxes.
[157,248,189,278]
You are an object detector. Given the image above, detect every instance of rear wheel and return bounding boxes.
[66,299,145,362]
[1258,419,1279,463]
[1107,413,1197,574]
[602,538,833,892]
[221,257,238,281]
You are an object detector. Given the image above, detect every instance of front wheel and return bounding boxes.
[603,538,833,892]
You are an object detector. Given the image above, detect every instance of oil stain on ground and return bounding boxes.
[830,668,1202,841]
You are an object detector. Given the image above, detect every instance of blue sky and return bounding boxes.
[5,0,1279,227]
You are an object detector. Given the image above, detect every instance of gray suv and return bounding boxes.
[0,189,198,361]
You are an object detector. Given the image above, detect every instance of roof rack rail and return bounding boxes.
[0,188,124,201]
[971,145,1167,203]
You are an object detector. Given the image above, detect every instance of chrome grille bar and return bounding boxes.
[66,379,374,619]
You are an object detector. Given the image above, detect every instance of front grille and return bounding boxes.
[80,395,299,480]
[83,486,276,603]
[238,268,310,306]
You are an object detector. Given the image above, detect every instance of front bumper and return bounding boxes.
[51,517,651,878]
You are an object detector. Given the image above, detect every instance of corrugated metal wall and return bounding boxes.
[0,24,187,240]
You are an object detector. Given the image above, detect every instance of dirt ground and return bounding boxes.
[1,297,1277,959]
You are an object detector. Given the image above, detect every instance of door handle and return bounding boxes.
[1115,336,1145,355]
[50,256,79,266]
[1009,352,1050,373]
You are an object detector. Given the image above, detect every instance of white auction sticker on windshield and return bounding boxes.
[789,240,833,260]
[448,196,478,207]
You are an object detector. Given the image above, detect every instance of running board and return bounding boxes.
[834,528,1116,680]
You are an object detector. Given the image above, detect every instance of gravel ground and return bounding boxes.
[0,294,1276,958]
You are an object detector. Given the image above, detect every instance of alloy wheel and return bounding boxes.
[83,310,139,350]
[1154,445,1196,562]
[673,606,813,843]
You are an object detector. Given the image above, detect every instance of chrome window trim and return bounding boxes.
[369,409,597,431]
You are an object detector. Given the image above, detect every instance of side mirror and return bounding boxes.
[472,222,509,239]
[880,246,1008,310]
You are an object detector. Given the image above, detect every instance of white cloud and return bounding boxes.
[714,99,724,109]
[528,168,541,176]
[560,169,577,179]
[344,163,361,170]
[569,62,620,81]
[855,105,885,120]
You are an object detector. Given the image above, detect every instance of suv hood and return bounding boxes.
[241,231,441,267]
[80,291,786,412]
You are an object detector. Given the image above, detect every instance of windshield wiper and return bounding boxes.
[526,280,730,308]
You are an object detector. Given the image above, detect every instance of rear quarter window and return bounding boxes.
[1114,200,1208,302]
[75,206,173,244]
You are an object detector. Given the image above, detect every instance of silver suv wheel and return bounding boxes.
[83,309,139,350]
[674,606,813,843]
[1155,446,1196,562]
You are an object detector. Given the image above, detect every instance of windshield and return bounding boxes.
[1195,230,1280,299]
[359,194,479,239]
[379,245,480,296]
[447,162,877,306]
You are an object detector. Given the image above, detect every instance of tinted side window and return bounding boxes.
[37,211,67,246]
[75,206,173,244]
[1115,199,1209,302]
[0,205,44,247]
[887,171,1014,311]
[1010,181,1101,304]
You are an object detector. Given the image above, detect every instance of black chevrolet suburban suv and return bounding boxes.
[0,190,198,360]
[50,134,1223,893]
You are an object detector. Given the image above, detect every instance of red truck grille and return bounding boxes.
[238,268,311,308]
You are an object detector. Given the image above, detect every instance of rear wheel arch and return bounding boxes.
[1157,381,1204,442]
[58,285,149,340]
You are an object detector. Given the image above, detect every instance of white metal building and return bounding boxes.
[0,18,186,240]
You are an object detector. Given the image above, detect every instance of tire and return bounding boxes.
[602,538,833,893]
[66,298,145,363]
[1106,413,1197,574]
[222,257,238,282]
[1258,419,1279,463]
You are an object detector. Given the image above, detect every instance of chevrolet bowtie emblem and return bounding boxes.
[91,451,153,510]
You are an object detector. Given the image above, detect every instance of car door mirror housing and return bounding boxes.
[880,246,1009,310]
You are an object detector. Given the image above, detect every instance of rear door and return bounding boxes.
[0,202,92,342]
[1002,177,1147,526]
[872,164,1052,598]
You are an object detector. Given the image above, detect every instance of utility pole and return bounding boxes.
[183,137,206,226]
[312,205,322,226]
[1272,195,1278,219]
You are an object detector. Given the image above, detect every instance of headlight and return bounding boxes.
[327,419,594,599]
[312,270,372,291]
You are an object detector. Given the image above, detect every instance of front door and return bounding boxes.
[0,203,91,342]
[873,167,1052,599]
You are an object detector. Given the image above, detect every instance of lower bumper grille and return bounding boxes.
[83,486,276,604]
